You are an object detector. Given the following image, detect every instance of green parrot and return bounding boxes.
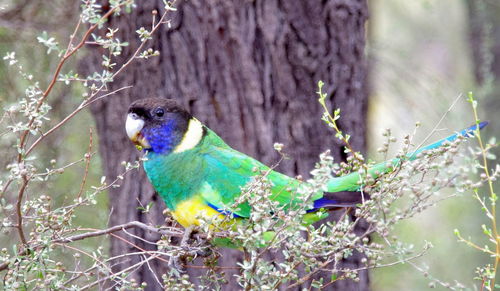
[125,98,487,230]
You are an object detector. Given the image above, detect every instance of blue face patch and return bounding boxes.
[142,119,180,154]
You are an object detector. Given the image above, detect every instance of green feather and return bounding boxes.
[144,128,310,217]
[130,97,487,249]
[143,121,485,225]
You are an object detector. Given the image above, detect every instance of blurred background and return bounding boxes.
[369,0,499,290]
[0,0,498,289]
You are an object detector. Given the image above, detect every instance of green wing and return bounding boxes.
[199,130,307,218]
[198,121,488,217]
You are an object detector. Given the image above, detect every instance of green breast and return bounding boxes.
[143,149,206,210]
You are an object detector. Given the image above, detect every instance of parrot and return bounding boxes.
[125,97,488,232]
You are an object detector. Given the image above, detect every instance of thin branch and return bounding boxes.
[0,221,229,273]
[16,175,29,245]
[24,6,172,156]
[81,255,160,290]
[25,85,132,156]
[1,2,131,210]
[286,259,335,289]
[414,93,462,151]
[59,221,229,243]
[55,221,177,244]
[16,4,126,161]
[76,128,93,199]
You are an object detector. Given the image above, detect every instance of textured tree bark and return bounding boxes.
[466,0,500,87]
[466,0,500,159]
[86,0,369,290]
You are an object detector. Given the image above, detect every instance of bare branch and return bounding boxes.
[0,221,229,273]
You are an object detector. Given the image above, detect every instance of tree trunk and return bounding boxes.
[466,0,500,161]
[466,0,500,87]
[87,0,369,290]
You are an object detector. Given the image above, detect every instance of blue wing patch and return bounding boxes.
[306,198,359,212]
[207,202,243,218]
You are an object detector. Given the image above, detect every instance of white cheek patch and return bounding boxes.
[126,113,145,140]
[174,118,204,153]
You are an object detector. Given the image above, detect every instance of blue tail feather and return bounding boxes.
[326,122,489,194]
[410,121,489,159]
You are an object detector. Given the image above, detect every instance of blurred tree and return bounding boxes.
[467,0,500,122]
[85,0,369,289]
[467,0,500,89]
[467,0,500,187]
[0,0,81,164]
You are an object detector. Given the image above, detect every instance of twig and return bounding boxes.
[57,243,113,275]
[0,221,230,273]
[25,85,132,156]
[16,4,126,161]
[414,93,462,151]
[286,259,335,289]
[16,175,29,245]
[1,2,131,204]
[467,93,499,289]
[24,6,173,157]
[55,221,178,243]
[76,128,93,199]
[143,253,165,289]
[59,221,229,242]
[80,254,159,290]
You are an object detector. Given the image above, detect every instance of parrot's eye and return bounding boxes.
[154,108,164,117]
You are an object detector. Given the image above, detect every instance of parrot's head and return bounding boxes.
[126,98,204,154]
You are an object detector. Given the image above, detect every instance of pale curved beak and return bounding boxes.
[126,113,150,149]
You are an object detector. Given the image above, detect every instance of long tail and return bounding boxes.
[325,122,489,193]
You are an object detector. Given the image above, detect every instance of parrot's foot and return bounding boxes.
[168,226,195,274]
[169,226,211,274]
[180,226,212,255]
[180,226,195,248]
[168,255,186,274]
[195,246,212,257]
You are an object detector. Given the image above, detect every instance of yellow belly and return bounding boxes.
[170,196,223,227]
